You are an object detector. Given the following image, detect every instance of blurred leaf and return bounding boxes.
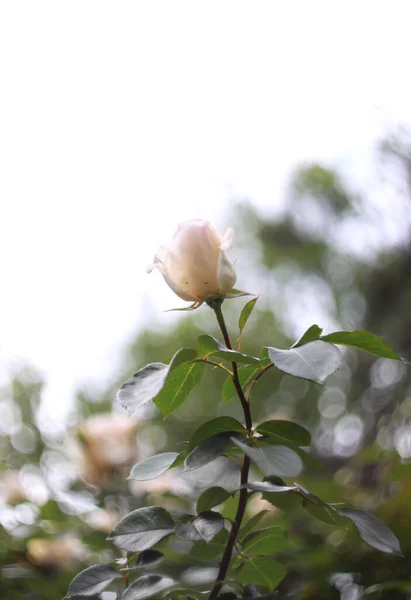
[339,508,402,556]
[232,437,303,477]
[222,365,261,403]
[185,432,243,471]
[239,511,271,540]
[293,324,323,347]
[320,330,402,360]
[255,420,311,446]
[129,453,179,481]
[65,564,122,598]
[236,557,287,590]
[267,341,342,384]
[242,526,287,555]
[123,575,174,600]
[238,297,259,344]
[188,417,246,451]
[198,334,261,365]
[116,348,198,415]
[240,585,277,599]
[197,486,232,512]
[108,507,174,552]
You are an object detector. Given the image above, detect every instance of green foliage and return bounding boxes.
[320,329,402,360]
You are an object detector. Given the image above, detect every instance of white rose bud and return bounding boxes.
[148,219,236,304]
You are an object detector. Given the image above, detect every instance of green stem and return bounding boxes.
[209,298,252,431]
[207,297,253,599]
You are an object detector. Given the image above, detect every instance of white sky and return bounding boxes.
[1,1,411,423]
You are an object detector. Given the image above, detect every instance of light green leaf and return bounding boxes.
[196,486,232,513]
[239,510,271,541]
[236,556,287,590]
[242,526,287,555]
[153,360,204,418]
[129,452,179,481]
[191,529,229,561]
[293,324,323,347]
[238,297,259,343]
[222,365,260,403]
[267,340,342,384]
[320,330,402,360]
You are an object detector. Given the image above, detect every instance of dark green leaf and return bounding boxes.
[129,453,179,481]
[320,330,401,360]
[188,417,246,451]
[153,362,204,418]
[108,506,174,552]
[185,432,244,471]
[232,438,303,477]
[198,334,261,365]
[303,501,349,527]
[196,486,232,513]
[238,297,259,342]
[239,510,271,540]
[293,324,323,347]
[123,575,174,600]
[339,508,402,555]
[65,564,122,598]
[267,340,342,384]
[135,550,164,567]
[222,365,260,403]
[242,526,287,555]
[255,420,311,446]
[117,348,197,415]
[236,557,287,590]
